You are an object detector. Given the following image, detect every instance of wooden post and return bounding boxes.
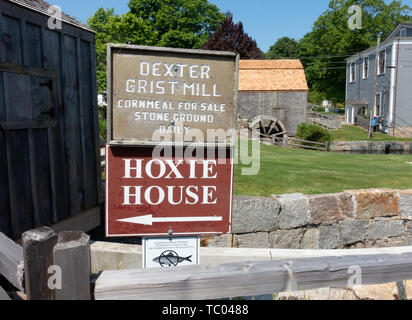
[53,231,91,300]
[22,227,58,300]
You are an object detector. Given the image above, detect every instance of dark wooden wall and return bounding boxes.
[0,0,102,239]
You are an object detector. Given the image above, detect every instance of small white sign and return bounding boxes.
[142,236,200,269]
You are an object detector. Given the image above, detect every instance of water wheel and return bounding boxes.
[249,115,287,141]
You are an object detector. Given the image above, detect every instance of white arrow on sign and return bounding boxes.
[117,215,223,226]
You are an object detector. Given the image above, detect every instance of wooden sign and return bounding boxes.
[107,44,238,145]
[105,146,234,237]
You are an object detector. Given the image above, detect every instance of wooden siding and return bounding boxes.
[0,0,101,239]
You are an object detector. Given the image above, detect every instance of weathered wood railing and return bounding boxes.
[2,228,412,300]
[273,136,328,152]
[93,252,412,300]
[307,112,342,130]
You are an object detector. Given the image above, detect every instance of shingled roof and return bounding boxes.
[8,0,93,32]
[239,60,308,92]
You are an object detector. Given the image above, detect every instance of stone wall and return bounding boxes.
[201,189,412,249]
[330,141,412,154]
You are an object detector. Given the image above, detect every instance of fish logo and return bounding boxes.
[153,250,192,267]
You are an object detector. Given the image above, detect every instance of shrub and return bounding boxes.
[296,123,331,144]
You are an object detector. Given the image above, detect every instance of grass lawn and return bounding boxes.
[233,141,412,197]
[331,125,412,142]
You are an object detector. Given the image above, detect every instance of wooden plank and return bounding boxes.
[51,206,101,234]
[108,43,237,58]
[44,29,70,222]
[0,285,11,300]
[79,39,99,208]
[53,231,91,300]
[288,138,328,146]
[0,232,24,291]
[25,21,42,68]
[0,119,57,129]
[90,41,103,204]
[30,76,54,227]
[22,227,58,300]
[4,130,33,238]
[106,44,112,143]
[0,13,4,62]
[5,72,35,237]
[94,253,412,300]
[20,19,28,66]
[0,72,12,236]
[41,27,58,223]
[0,13,22,65]
[0,61,56,78]
[27,129,40,226]
[47,125,58,223]
[76,38,88,210]
[287,142,327,151]
[61,34,83,215]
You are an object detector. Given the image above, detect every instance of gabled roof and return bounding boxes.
[238,60,308,92]
[346,23,412,61]
[8,0,94,32]
[385,23,412,41]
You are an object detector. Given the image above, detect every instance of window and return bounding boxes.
[350,61,356,82]
[375,93,382,116]
[378,49,386,75]
[363,57,369,79]
[400,28,406,38]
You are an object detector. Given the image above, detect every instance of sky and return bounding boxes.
[48,0,405,52]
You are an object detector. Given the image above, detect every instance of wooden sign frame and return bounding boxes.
[106,44,239,147]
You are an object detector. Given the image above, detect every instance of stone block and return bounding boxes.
[374,236,405,248]
[275,193,309,229]
[318,224,340,249]
[234,232,270,249]
[346,189,399,218]
[300,229,319,249]
[308,192,354,225]
[403,237,412,246]
[399,190,412,219]
[232,196,281,233]
[406,222,412,235]
[368,220,405,240]
[270,229,303,249]
[201,234,232,248]
[339,219,369,245]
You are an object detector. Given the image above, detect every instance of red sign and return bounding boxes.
[105,146,233,237]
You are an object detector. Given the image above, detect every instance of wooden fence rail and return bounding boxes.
[272,136,328,152]
[3,227,412,300]
[94,252,412,300]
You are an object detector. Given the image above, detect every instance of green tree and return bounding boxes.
[265,37,299,59]
[201,12,264,59]
[88,8,158,94]
[299,0,411,103]
[87,0,225,93]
